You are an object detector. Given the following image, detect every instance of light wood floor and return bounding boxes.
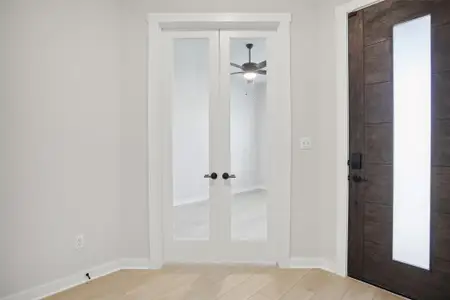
[46,265,405,300]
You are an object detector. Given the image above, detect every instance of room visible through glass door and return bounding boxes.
[219,31,278,262]
[229,38,268,241]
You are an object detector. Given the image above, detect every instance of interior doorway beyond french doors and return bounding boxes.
[160,29,290,264]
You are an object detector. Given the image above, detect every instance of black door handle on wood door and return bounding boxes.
[352,175,368,182]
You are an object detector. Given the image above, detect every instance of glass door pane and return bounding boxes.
[172,38,211,240]
[392,15,431,270]
[229,38,268,241]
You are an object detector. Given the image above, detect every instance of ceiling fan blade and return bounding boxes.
[230,72,245,75]
[256,60,267,69]
[230,62,243,70]
[256,70,267,75]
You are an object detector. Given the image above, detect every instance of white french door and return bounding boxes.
[161,29,288,264]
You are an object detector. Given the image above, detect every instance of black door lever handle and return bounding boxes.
[352,175,368,182]
[204,172,218,180]
[222,172,236,180]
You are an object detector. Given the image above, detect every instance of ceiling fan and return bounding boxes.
[230,43,266,81]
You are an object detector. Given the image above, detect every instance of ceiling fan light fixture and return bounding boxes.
[243,72,257,80]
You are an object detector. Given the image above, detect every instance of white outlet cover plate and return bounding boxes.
[300,137,312,150]
[75,235,84,249]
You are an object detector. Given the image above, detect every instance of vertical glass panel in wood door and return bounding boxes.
[393,15,431,270]
[229,38,268,241]
[172,38,210,240]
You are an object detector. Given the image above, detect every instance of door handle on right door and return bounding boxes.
[222,172,236,180]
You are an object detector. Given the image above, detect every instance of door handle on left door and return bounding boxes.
[204,172,218,180]
[222,172,236,180]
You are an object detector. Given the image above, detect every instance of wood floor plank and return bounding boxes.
[279,283,314,300]
[341,278,377,300]
[217,273,274,300]
[155,269,254,300]
[292,269,333,292]
[44,265,409,300]
[308,273,351,300]
[123,272,200,299]
[373,288,407,300]
[256,269,310,299]
[249,294,273,300]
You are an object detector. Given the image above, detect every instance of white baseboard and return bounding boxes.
[1,260,120,300]
[120,258,156,270]
[173,195,208,207]
[174,186,267,207]
[165,260,276,266]
[289,257,336,274]
[233,186,267,195]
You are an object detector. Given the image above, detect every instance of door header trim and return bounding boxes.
[147,13,291,31]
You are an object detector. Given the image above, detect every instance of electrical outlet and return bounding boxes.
[300,137,312,150]
[75,234,84,249]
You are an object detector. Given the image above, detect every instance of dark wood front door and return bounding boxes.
[348,1,450,299]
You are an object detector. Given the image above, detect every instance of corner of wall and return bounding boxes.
[289,257,338,275]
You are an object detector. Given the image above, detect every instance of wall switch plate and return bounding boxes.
[75,234,84,249]
[300,137,312,150]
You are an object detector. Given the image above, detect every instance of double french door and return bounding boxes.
[159,30,289,263]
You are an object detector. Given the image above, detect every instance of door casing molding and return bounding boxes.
[147,13,291,268]
[334,0,386,277]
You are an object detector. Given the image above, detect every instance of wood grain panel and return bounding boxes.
[435,213,450,261]
[363,0,433,46]
[432,1,450,27]
[390,0,432,25]
[363,241,394,290]
[361,165,392,205]
[364,240,390,264]
[433,24,450,73]
[364,202,392,224]
[363,0,393,46]
[431,167,450,214]
[364,40,392,84]
[365,124,393,164]
[432,120,450,166]
[434,257,450,274]
[363,205,392,245]
[365,82,393,124]
[434,72,450,119]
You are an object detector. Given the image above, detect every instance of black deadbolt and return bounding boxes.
[350,153,363,170]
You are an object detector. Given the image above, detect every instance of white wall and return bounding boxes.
[121,0,324,261]
[0,0,122,298]
[315,0,352,269]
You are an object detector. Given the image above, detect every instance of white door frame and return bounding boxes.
[334,0,386,276]
[147,13,292,268]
